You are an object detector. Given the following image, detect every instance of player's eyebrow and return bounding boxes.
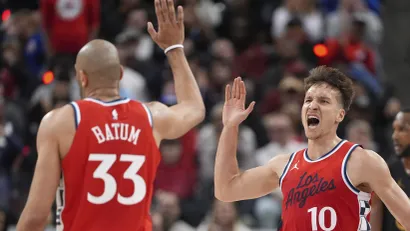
[318,96,332,101]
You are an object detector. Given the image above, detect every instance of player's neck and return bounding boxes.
[85,87,121,102]
[307,134,342,160]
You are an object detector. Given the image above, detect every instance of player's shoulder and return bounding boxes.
[350,147,384,164]
[41,104,74,125]
[349,147,388,173]
[269,153,293,163]
[268,153,293,172]
[144,101,166,114]
[39,104,75,134]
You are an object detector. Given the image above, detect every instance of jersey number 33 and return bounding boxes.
[87,153,147,205]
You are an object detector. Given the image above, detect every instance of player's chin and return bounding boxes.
[304,129,321,140]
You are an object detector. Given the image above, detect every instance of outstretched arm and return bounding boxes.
[146,0,204,142]
[16,110,63,231]
[215,125,288,201]
[214,78,287,202]
[360,150,410,230]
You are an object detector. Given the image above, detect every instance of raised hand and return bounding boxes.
[223,77,255,127]
[147,0,185,50]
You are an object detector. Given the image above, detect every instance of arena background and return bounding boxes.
[0,0,409,230]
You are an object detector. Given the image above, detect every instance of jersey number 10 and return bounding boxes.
[308,206,337,231]
[87,154,147,205]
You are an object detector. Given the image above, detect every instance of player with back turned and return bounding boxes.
[214,67,410,231]
[16,0,205,230]
[371,108,410,231]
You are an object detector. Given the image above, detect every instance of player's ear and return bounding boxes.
[119,65,124,80]
[79,70,88,88]
[336,108,345,123]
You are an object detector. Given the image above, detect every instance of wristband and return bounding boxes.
[164,44,184,54]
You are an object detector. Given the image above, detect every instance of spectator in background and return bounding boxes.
[255,112,306,166]
[326,0,383,47]
[115,30,149,102]
[40,0,100,60]
[124,8,155,62]
[197,200,251,231]
[260,75,304,116]
[0,101,24,212]
[155,136,198,200]
[1,39,32,100]
[345,119,378,151]
[321,17,376,74]
[152,191,194,231]
[272,0,324,43]
[210,39,236,65]
[14,10,46,81]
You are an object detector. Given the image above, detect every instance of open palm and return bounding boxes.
[223,77,255,127]
[147,0,185,50]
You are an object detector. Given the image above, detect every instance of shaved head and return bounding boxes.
[75,39,122,86]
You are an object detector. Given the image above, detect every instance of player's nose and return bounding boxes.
[392,130,398,141]
[308,100,319,110]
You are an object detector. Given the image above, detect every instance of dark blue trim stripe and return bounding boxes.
[343,144,360,194]
[305,139,345,161]
[279,152,296,187]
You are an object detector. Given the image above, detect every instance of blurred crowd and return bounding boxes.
[0,0,402,230]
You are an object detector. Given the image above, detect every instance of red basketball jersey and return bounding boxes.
[279,140,372,231]
[56,98,161,231]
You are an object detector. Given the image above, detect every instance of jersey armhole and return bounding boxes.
[69,102,81,129]
[141,103,153,128]
[341,144,371,197]
[279,152,296,190]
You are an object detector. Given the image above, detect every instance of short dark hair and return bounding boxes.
[304,65,354,111]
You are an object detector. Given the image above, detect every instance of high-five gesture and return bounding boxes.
[223,77,255,127]
[148,0,185,50]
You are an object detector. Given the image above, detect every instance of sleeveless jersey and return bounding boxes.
[55,97,161,231]
[279,140,372,231]
[382,157,410,231]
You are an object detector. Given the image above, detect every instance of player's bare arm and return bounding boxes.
[369,193,383,231]
[16,105,74,231]
[348,148,410,230]
[214,77,291,201]
[146,0,205,143]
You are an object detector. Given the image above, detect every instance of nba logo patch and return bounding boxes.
[112,109,118,120]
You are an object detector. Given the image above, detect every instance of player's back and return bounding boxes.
[56,97,160,231]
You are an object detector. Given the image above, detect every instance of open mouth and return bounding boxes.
[307,116,320,129]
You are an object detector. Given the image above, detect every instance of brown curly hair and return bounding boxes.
[304,65,354,111]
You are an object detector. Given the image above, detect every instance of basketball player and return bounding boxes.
[214,67,410,231]
[371,109,410,231]
[16,0,205,230]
